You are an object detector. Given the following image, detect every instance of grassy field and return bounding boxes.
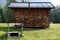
[0,23,60,40]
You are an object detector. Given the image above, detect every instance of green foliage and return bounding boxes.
[0,6,6,23]
[4,0,16,23]
[49,6,60,23]
[0,0,16,23]
[4,8,15,23]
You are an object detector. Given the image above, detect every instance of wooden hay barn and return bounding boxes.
[8,2,55,28]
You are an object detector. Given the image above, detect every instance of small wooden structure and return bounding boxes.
[8,2,55,28]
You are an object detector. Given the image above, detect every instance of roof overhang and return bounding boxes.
[8,2,55,9]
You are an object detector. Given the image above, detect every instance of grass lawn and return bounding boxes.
[0,23,60,40]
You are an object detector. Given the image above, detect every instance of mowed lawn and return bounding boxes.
[0,23,60,40]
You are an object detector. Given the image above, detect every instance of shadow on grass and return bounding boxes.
[0,27,8,32]
[0,27,22,32]
[0,27,47,32]
[19,27,49,30]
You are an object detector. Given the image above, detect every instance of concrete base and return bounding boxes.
[7,31,20,37]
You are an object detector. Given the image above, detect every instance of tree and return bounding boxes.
[0,6,6,23]
[49,6,60,23]
[4,0,16,23]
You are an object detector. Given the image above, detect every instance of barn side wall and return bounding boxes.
[12,8,50,28]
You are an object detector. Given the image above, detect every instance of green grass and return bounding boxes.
[0,23,60,40]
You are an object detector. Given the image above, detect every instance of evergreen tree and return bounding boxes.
[0,6,6,23]
[49,6,60,23]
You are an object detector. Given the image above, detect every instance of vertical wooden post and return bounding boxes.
[20,23,24,37]
[7,23,9,38]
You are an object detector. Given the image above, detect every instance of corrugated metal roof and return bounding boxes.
[8,2,55,8]
[9,3,28,8]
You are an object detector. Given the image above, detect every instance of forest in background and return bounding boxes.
[49,6,60,23]
[0,0,60,23]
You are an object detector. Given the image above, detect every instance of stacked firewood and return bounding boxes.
[42,16,49,28]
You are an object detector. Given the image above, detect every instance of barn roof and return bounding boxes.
[8,2,55,9]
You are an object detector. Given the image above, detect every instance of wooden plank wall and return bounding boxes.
[12,8,50,28]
